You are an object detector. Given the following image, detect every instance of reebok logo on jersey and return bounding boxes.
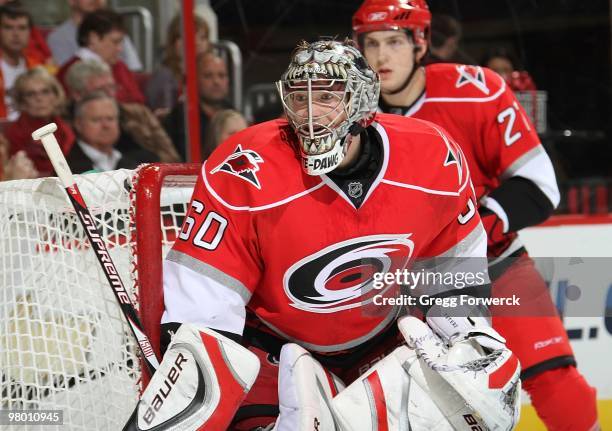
[211,145,264,189]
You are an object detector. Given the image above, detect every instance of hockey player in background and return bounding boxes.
[352,1,599,429]
[124,39,521,430]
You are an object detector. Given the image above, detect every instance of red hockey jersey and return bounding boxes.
[397,64,559,256]
[406,64,548,199]
[162,115,486,353]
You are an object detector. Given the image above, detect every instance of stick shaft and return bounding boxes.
[33,123,160,374]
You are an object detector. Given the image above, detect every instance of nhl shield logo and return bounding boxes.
[348,182,363,198]
[210,145,264,189]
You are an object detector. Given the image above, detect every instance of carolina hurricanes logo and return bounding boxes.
[210,145,264,189]
[283,235,414,313]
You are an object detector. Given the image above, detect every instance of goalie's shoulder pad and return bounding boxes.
[425,63,507,101]
[124,324,260,431]
[203,119,323,211]
[378,114,470,197]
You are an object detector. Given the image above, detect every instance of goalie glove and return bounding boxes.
[400,315,521,430]
[123,324,260,431]
[425,297,506,352]
[331,314,520,431]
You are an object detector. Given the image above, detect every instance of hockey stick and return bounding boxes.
[32,123,160,375]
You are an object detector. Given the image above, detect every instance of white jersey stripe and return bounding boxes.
[503,146,560,208]
[162,257,248,336]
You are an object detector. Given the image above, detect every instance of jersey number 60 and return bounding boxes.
[178,200,228,250]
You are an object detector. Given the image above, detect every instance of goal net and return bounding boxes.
[0,164,199,430]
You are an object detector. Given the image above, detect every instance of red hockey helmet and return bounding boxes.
[352,0,431,46]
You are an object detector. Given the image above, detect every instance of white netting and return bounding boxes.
[0,167,196,430]
[516,90,547,134]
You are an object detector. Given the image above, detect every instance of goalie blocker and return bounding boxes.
[123,324,260,431]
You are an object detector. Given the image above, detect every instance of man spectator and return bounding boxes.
[164,51,232,160]
[0,0,55,68]
[47,0,141,71]
[0,5,45,120]
[67,92,156,173]
[57,9,145,104]
[65,59,180,162]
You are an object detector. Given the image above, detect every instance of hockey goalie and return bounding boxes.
[124,38,520,430]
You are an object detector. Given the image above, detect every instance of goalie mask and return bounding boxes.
[277,39,380,175]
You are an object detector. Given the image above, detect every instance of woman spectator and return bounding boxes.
[145,14,210,117]
[203,109,247,159]
[6,67,74,177]
[57,9,145,105]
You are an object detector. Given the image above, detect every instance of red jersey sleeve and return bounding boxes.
[161,162,263,335]
[171,165,263,297]
[407,124,489,295]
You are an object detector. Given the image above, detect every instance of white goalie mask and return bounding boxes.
[277,39,380,175]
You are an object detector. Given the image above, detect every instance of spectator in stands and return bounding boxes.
[481,47,517,82]
[164,51,232,160]
[65,59,180,162]
[47,0,141,71]
[0,133,38,180]
[0,5,46,120]
[481,47,538,93]
[0,0,55,68]
[426,14,470,64]
[203,109,247,159]
[57,9,145,104]
[146,14,210,117]
[6,67,74,176]
[67,92,157,173]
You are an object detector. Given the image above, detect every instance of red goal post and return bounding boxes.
[132,163,201,386]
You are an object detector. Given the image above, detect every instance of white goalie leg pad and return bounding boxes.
[273,343,345,431]
[124,324,260,431]
[331,345,452,431]
[399,316,521,431]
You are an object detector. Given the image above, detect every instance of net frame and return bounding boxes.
[0,163,200,430]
